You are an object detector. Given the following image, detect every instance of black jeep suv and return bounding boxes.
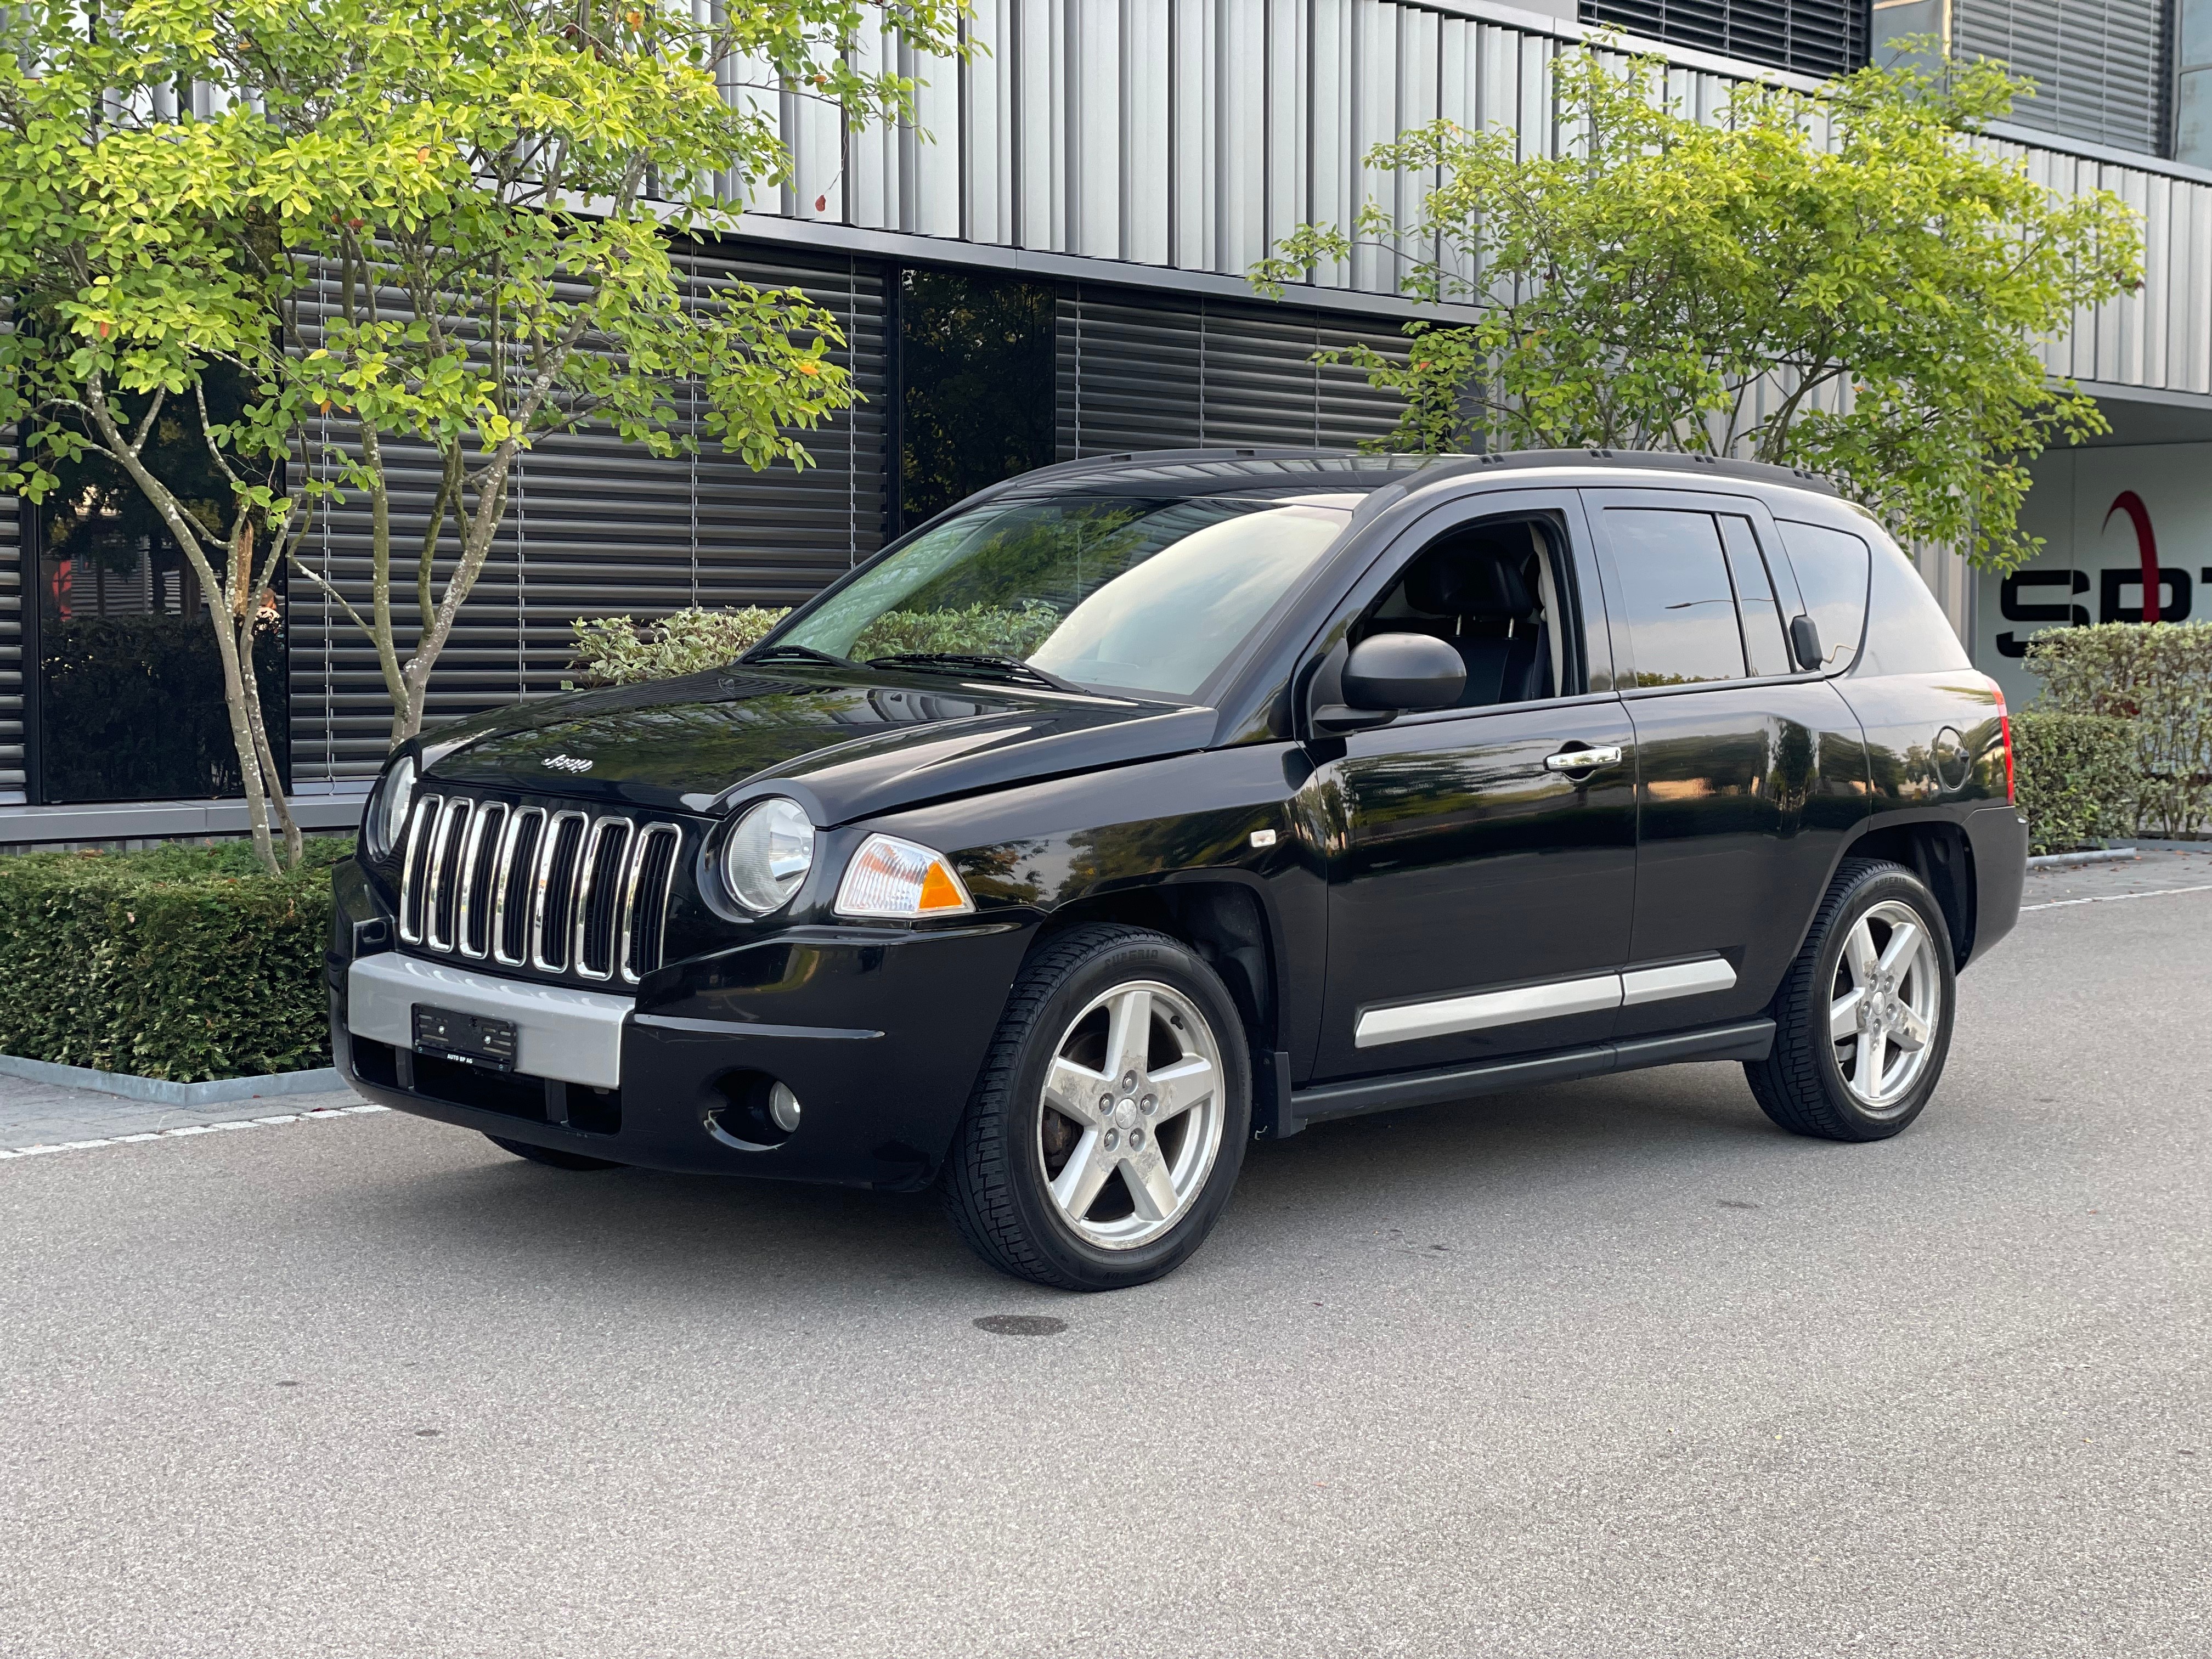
[330,449,2026,1290]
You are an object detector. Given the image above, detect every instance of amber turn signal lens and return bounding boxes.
[834,833,976,919]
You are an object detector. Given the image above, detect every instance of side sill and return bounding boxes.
[1287,1018,1777,1131]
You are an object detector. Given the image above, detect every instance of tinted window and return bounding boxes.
[1604,509,1747,687]
[1718,516,1795,678]
[1854,535,1973,675]
[1775,520,1870,675]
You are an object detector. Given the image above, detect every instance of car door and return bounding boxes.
[1582,489,1871,1037]
[1304,490,1638,1084]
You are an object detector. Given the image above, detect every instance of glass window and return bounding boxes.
[896,268,1057,531]
[765,494,1353,699]
[1854,535,1973,677]
[1604,509,1747,689]
[32,377,287,803]
[1775,521,1871,676]
[1719,516,1795,678]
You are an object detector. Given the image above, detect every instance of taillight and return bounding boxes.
[1989,677,2016,803]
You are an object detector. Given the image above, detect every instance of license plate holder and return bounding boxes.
[412,1004,518,1073]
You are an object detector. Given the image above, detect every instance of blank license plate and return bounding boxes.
[413,1005,518,1073]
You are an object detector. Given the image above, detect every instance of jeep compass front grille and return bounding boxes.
[397,794,681,984]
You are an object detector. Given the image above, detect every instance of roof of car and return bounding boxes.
[973,445,1842,506]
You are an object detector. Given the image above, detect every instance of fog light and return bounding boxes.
[768,1082,803,1135]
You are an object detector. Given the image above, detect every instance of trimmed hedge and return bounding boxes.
[2025,622,2212,838]
[2010,712,2138,855]
[0,839,348,1082]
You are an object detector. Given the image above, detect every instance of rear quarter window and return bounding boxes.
[1854,533,1971,675]
[1774,520,1871,675]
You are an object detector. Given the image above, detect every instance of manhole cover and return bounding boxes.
[973,1314,1068,1337]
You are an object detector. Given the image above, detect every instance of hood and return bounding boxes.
[419,666,1220,823]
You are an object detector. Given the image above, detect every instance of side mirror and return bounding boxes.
[1342,633,1467,712]
[1789,614,1825,672]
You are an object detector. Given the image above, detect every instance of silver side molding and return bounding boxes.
[1620,956,1738,1006]
[347,954,634,1088]
[1355,955,1737,1049]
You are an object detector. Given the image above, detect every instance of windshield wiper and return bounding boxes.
[742,642,861,671]
[865,653,1088,695]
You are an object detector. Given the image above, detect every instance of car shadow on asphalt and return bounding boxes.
[353,1060,1793,1301]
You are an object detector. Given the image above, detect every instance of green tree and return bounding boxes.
[1,0,968,870]
[1250,43,2142,571]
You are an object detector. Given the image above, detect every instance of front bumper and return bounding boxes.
[329,860,1032,1189]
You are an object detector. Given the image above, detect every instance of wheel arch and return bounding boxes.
[1027,872,1282,1057]
[1833,815,1977,968]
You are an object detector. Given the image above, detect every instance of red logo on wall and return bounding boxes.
[2103,490,2161,625]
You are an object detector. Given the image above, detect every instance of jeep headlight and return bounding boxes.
[718,797,816,913]
[365,755,417,861]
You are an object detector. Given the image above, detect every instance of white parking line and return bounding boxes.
[0,1103,388,1160]
[2022,882,2212,912]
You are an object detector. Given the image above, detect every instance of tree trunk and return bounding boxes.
[87,387,286,874]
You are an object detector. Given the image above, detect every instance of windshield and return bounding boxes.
[760,495,1355,698]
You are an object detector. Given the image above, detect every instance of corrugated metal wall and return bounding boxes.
[782,0,2212,402]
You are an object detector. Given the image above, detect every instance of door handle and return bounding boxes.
[1544,744,1623,772]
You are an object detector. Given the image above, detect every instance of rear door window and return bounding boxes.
[1601,509,1747,687]
[1774,520,1871,675]
[1718,516,1795,678]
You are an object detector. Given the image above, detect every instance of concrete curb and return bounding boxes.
[0,1053,346,1107]
[2026,847,2138,870]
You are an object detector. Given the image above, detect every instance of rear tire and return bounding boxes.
[943,925,1251,1291]
[484,1133,623,1171]
[1746,858,1956,1142]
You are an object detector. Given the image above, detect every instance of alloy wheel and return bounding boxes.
[1828,899,1943,1114]
[1035,980,1226,1250]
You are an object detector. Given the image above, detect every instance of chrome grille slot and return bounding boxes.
[622,824,681,983]
[424,799,472,951]
[397,795,443,943]
[532,812,590,973]
[574,819,635,981]
[395,794,683,984]
[458,804,506,959]
[493,808,545,966]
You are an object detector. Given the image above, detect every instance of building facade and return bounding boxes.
[4,0,2207,843]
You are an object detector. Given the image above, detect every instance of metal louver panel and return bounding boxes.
[1955,1,2167,157]
[1054,287,1409,459]
[289,249,887,791]
[0,467,21,802]
[1580,1,1866,80]
[398,794,681,986]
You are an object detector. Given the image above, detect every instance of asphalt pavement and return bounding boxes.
[2,882,2207,1658]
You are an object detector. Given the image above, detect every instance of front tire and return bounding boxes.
[943,925,1251,1291]
[1747,858,1956,1142]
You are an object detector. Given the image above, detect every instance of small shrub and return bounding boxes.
[2025,622,2212,837]
[570,601,1064,686]
[0,839,349,1081]
[2010,712,2138,855]
[569,607,788,687]
[850,600,1061,661]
